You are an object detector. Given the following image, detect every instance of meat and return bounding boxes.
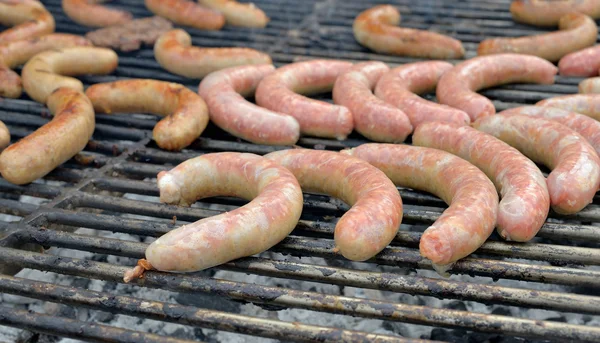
[332,61,412,143]
[0,88,95,185]
[473,115,600,215]
[154,29,272,79]
[510,0,600,27]
[436,54,558,121]
[0,34,92,99]
[559,45,600,77]
[255,60,354,140]
[265,149,403,262]
[477,13,598,62]
[352,5,464,59]
[198,0,269,28]
[342,143,498,273]
[123,152,303,280]
[0,121,9,151]
[537,94,600,120]
[62,0,132,28]
[85,79,209,151]
[413,122,549,242]
[21,46,118,104]
[579,77,600,93]
[198,64,300,146]
[374,61,470,128]
[85,16,173,52]
[144,0,225,31]
[0,0,55,44]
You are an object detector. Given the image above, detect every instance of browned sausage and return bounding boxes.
[62,0,132,28]
[198,0,269,28]
[145,0,225,31]
[510,0,600,27]
[0,0,55,44]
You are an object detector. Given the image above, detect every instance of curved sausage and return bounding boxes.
[122,152,303,281]
[374,61,470,128]
[0,34,92,99]
[579,77,600,93]
[353,5,464,59]
[477,13,598,62]
[0,88,95,185]
[332,61,412,143]
[198,64,300,146]
[265,149,403,262]
[0,0,55,44]
[437,54,558,121]
[473,115,600,214]
[154,29,271,79]
[145,0,225,31]
[0,121,9,151]
[559,45,600,77]
[537,94,600,120]
[510,0,600,27]
[342,144,498,273]
[85,79,209,151]
[198,0,269,28]
[22,46,118,104]
[255,60,354,140]
[62,0,132,28]
[413,122,549,242]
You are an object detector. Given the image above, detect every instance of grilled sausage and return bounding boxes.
[353,5,464,59]
[0,88,95,185]
[0,121,9,151]
[255,60,354,140]
[22,47,118,104]
[510,0,600,27]
[0,0,55,44]
[537,94,600,120]
[342,143,498,273]
[0,34,92,99]
[86,79,209,151]
[145,0,225,31]
[473,115,600,215]
[154,29,272,79]
[198,0,269,28]
[437,54,558,121]
[332,61,412,143]
[62,0,132,28]
[413,122,549,242]
[559,45,600,77]
[579,77,600,93]
[374,61,470,128]
[265,149,403,262]
[477,13,598,62]
[198,64,300,146]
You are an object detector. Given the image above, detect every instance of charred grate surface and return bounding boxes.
[0,0,599,342]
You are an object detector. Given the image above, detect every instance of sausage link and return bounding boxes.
[413,122,549,242]
[198,0,269,28]
[154,29,271,79]
[0,0,55,44]
[353,5,464,59]
[343,143,498,272]
[478,13,597,62]
[332,61,412,143]
[0,121,9,151]
[265,149,403,262]
[22,46,118,104]
[86,79,209,151]
[0,34,92,99]
[473,115,600,214]
[374,61,470,128]
[537,94,600,120]
[62,0,132,28]
[198,64,300,146]
[510,0,600,27]
[437,54,557,121]
[0,88,95,185]
[255,60,354,140]
[579,77,600,93]
[145,0,225,31]
[559,45,600,77]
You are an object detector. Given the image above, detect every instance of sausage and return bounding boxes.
[374,61,470,128]
[579,77,600,93]
[0,121,9,151]
[473,115,600,214]
[353,5,464,59]
[198,64,300,146]
[0,34,92,99]
[22,46,118,104]
[437,54,558,121]
[198,0,269,28]
[559,45,600,77]
[122,152,303,281]
[255,60,354,140]
[413,122,549,242]
[537,94,600,120]
[85,79,209,151]
[342,144,498,273]
[332,61,412,143]
[477,13,598,62]
[0,88,95,185]
[510,0,600,27]
[0,0,55,44]
[145,0,225,31]
[154,29,272,79]
[62,0,132,28]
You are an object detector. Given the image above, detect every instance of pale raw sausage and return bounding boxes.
[537,94,600,120]
[0,0,55,44]
[62,0,132,28]
[0,121,9,151]
[145,0,225,31]
[198,0,269,28]
[559,45,600,77]
[510,0,600,26]
[579,77,600,93]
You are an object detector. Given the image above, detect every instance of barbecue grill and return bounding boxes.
[0,0,599,342]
